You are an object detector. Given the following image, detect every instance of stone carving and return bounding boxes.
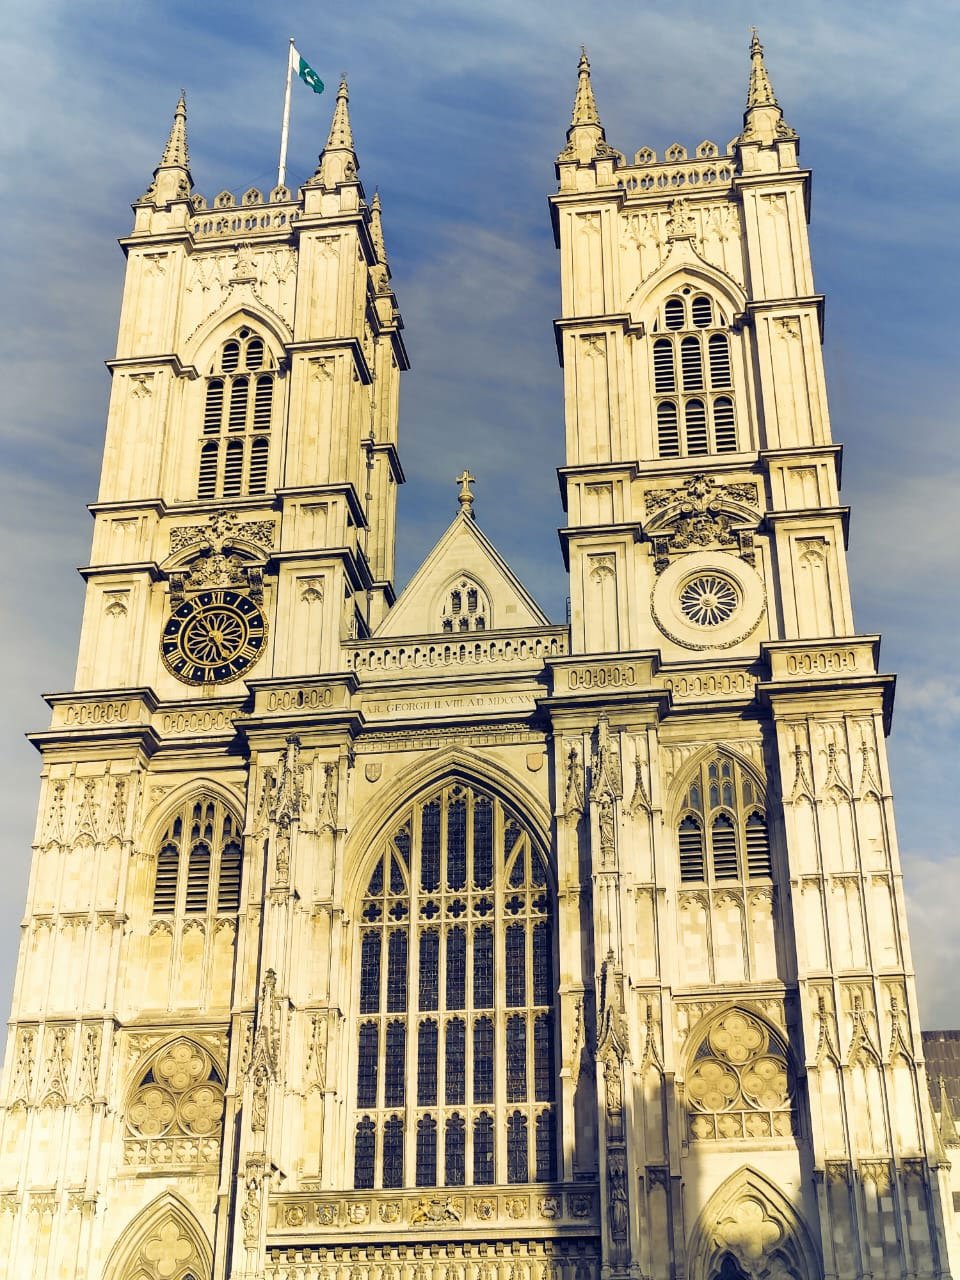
[318,762,339,832]
[242,1170,261,1247]
[859,1159,891,1194]
[608,1148,629,1242]
[563,743,585,822]
[10,1029,36,1106]
[629,737,652,814]
[76,1026,101,1103]
[301,577,325,604]
[379,1201,402,1223]
[713,1197,782,1273]
[305,1014,327,1092]
[411,1196,463,1224]
[39,1027,71,1107]
[666,197,695,238]
[41,780,67,846]
[687,1010,793,1141]
[248,969,281,1131]
[644,474,759,569]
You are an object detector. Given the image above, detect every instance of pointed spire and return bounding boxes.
[559,48,619,167]
[161,90,190,168]
[141,91,192,205]
[746,28,778,109]
[311,75,360,188]
[571,48,600,127]
[326,76,355,151]
[738,29,796,148]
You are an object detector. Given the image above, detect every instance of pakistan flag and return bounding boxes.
[293,45,324,94]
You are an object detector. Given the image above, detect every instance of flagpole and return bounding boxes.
[278,37,295,189]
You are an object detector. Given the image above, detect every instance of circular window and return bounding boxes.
[650,551,766,651]
[678,573,739,626]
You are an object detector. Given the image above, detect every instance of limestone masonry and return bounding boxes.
[2,34,957,1280]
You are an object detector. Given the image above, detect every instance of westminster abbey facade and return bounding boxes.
[1,33,957,1280]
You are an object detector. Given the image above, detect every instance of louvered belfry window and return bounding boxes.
[151,796,243,917]
[676,755,772,885]
[652,291,739,458]
[353,781,558,1189]
[197,328,275,499]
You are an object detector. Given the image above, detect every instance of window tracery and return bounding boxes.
[197,328,275,500]
[686,1010,794,1142]
[152,795,242,918]
[651,290,739,458]
[677,755,771,885]
[353,781,557,1189]
[125,1038,225,1167]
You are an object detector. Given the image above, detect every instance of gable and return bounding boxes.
[376,513,550,638]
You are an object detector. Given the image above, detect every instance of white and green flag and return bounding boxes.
[291,44,324,95]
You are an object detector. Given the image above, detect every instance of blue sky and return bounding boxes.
[1,1,958,1025]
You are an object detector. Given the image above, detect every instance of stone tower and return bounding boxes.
[0,33,955,1280]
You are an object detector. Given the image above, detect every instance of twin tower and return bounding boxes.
[1,35,956,1280]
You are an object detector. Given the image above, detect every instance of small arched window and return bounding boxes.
[650,291,741,456]
[151,795,243,918]
[439,578,491,633]
[196,328,277,499]
[352,781,557,1190]
[676,754,772,886]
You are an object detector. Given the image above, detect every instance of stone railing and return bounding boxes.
[264,1240,600,1280]
[347,628,569,676]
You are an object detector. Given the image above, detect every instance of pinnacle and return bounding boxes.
[746,27,778,109]
[326,76,355,153]
[370,190,388,266]
[739,28,796,147]
[571,48,601,127]
[160,90,190,170]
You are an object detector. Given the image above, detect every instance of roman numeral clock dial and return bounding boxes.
[160,588,267,685]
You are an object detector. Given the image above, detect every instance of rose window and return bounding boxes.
[686,1010,793,1141]
[678,573,739,626]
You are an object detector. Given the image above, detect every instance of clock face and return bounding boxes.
[161,589,267,685]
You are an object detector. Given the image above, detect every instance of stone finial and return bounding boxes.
[456,470,476,518]
[311,76,359,188]
[738,28,797,147]
[571,48,600,127]
[141,90,193,205]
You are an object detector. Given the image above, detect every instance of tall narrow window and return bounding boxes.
[651,292,741,456]
[353,782,557,1188]
[675,754,772,887]
[151,795,242,920]
[196,328,276,499]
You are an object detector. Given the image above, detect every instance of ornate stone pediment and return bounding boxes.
[643,474,759,572]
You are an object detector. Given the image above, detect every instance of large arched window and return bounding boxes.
[676,754,771,886]
[152,795,242,919]
[651,289,739,458]
[197,327,276,499]
[353,780,557,1189]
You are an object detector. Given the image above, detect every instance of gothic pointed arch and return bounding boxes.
[681,1004,796,1144]
[142,786,244,921]
[102,1191,212,1280]
[686,1166,820,1280]
[348,772,558,1190]
[184,299,292,368]
[344,746,553,905]
[670,747,772,887]
[627,254,748,324]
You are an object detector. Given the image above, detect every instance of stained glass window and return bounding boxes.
[353,781,557,1188]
